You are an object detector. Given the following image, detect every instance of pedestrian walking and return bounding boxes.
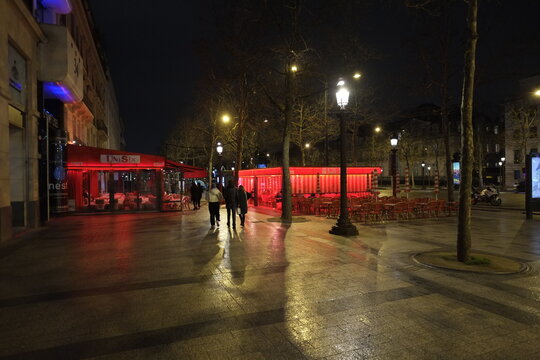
[190,182,200,210]
[224,180,238,229]
[206,183,223,227]
[237,185,249,227]
[194,181,203,209]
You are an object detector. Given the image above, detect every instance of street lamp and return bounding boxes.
[427,166,432,187]
[421,161,426,189]
[500,156,506,188]
[330,79,358,236]
[216,142,223,189]
[390,134,398,197]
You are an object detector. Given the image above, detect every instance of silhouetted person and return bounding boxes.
[224,180,238,229]
[237,185,249,227]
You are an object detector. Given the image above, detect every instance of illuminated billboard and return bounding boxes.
[532,157,540,198]
[452,162,460,185]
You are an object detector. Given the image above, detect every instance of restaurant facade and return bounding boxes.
[64,145,206,213]
[238,166,382,207]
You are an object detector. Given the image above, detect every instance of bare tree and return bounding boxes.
[457,0,478,263]
[507,103,538,167]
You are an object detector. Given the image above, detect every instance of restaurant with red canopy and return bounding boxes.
[64,145,206,213]
[238,166,382,207]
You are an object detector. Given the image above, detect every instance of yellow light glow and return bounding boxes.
[291,65,298,72]
[222,114,230,123]
[535,89,540,97]
[353,73,362,79]
[305,143,310,148]
[374,126,381,133]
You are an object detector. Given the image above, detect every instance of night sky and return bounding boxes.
[89,1,540,155]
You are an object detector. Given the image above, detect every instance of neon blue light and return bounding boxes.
[40,0,72,14]
[44,82,77,103]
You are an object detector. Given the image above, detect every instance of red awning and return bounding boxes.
[166,160,207,178]
[239,166,382,177]
[66,145,207,178]
[67,145,165,169]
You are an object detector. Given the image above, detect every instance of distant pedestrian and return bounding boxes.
[206,183,223,227]
[224,180,238,228]
[194,181,203,209]
[190,182,200,210]
[237,185,249,227]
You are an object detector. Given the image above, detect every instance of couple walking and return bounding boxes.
[207,180,249,228]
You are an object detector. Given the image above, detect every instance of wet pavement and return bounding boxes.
[0,205,539,359]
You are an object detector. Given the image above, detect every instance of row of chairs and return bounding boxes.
[351,199,459,223]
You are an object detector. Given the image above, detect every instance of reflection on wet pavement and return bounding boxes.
[0,207,539,359]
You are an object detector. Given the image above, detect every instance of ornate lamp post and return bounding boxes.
[330,79,358,236]
[421,161,426,189]
[427,166,432,187]
[216,142,223,190]
[390,134,398,197]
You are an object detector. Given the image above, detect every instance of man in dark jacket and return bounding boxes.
[224,180,238,228]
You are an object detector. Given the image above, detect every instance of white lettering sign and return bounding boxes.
[100,155,141,164]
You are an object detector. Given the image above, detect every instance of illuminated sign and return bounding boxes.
[452,162,460,185]
[532,157,540,198]
[100,155,141,164]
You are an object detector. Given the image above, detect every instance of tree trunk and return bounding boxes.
[235,120,244,185]
[281,67,294,222]
[457,0,478,263]
[442,102,454,201]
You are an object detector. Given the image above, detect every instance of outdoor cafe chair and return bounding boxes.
[368,202,384,222]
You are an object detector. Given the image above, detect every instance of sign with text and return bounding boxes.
[100,154,141,164]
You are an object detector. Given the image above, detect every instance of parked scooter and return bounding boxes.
[471,185,502,206]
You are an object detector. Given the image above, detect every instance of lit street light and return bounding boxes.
[500,156,506,188]
[421,161,426,189]
[329,79,358,236]
[216,142,223,189]
[390,134,398,197]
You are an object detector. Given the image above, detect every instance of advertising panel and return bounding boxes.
[532,157,540,198]
[452,162,461,185]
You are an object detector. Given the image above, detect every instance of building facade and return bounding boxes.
[504,74,540,190]
[0,0,124,242]
[0,0,45,241]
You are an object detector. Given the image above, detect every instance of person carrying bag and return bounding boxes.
[237,185,249,227]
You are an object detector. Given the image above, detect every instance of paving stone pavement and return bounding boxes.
[0,205,539,359]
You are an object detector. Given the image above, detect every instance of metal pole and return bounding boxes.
[391,148,397,197]
[330,111,358,236]
[526,154,532,219]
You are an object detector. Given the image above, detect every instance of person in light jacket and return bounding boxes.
[237,185,249,227]
[207,183,223,227]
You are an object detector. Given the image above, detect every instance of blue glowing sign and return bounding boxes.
[44,82,77,103]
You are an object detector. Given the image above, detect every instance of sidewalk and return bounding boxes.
[0,206,538,359]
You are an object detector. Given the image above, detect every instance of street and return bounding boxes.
[1,206,539,359]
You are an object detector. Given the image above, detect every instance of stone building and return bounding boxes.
[0,0,45,241]
[0,0,124,242]
[504,74,540,189]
